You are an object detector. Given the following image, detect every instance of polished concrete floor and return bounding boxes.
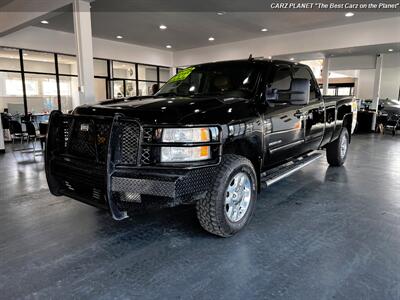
[0,134,400,299]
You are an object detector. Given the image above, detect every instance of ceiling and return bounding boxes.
[275,43,400,61]
[31,0,399,51]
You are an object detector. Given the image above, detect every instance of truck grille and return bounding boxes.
[61,117,112,164]
[120,121,141,165]
[55,115,143,166]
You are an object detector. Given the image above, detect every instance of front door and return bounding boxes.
[263,63,305,167]
[292,65,325,151]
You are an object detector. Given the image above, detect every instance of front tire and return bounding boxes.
[196,154,257,237]
[326,128,349,166]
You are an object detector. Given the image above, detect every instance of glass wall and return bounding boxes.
[0,46,171,116]
[25,73,58,115]
[94,78,107,101]
[0,72,25,119]
[125,80,136,97]
[138,64,157,81]
[23,50,56,73]
[94,59,108,77]
[137,64,158,96]
[0,47,20,71]
[159,67,171,83]
[113,80,124,98]
[60,76,78,113]
[0,48,23,120]
[58,55,77,76]
[94,59,109,101]
[138,81,156,96]
[113,61,136,79]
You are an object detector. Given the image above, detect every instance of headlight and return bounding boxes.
[160,127,211,162]
[162,128,210,143]
[161,146,210,162]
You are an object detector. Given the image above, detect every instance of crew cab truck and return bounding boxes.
[45,59,356,237]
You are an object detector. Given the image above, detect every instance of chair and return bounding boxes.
[1,113,10,130]
[25,121,37,141]
[38,122,48,149]
[9,120,26,144]
[25,121,46,153]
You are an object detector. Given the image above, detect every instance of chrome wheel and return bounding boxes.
[340,134,348,159]
[224,172,252,223]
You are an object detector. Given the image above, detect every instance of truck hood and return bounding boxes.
[74,96,258,125]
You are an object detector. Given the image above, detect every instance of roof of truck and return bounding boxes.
[191,58,305,68]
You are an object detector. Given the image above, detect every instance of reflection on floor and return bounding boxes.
[0,134,399,299]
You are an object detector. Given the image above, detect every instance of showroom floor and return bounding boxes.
[1,133,399,299]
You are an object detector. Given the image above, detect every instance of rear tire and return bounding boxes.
[326,128,349,167]
[196,154,257,237]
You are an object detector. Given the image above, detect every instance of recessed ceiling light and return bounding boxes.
[40,20,49,24]
[116,35,123,39]
[166,45,172,49]
[268,56,272,59]
[217,11,226,16]
[208,37,215,41]
[388,48,394,52]
[159,25,167,30]
[345,12,354,17]
[261,28,268,32]
[290,57,295,61]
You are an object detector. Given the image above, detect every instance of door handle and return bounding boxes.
[294,110,304,118]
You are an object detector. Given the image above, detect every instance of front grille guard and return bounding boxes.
[46,111,142,220]
[46,111,222,221]
[107,113,142,220]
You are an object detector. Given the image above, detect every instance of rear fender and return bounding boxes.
[331,103,352,142]
[342,114,353,143]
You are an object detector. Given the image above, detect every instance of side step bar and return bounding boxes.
[261,152,323,186]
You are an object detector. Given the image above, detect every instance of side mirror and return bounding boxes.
[265,87,279,101]
[265,79,310,105]
[289,78,310,105]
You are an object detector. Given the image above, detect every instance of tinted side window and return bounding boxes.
[292,66,318,99]
[270,65,292,90]
[266,65,292,102]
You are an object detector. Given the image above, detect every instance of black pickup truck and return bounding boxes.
[45,59,356,237]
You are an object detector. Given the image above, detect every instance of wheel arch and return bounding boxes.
[222,138,262,192]
[342,113,353,143]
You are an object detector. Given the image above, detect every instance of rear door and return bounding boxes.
[292,65,325,151]
[264,64,305,165]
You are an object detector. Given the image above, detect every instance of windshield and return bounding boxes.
[156,62,259,99]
